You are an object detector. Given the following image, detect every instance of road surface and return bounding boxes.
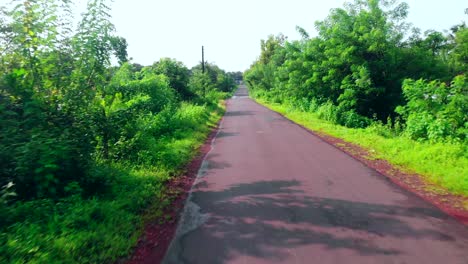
[163,85,468,264]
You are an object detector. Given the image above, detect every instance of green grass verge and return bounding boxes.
[0,102,225,264]
[255,98,468,196]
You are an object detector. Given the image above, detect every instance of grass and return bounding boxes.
[0,101,225,264]
[255,98,468,196]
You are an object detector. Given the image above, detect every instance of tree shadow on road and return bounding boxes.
[216,131,240,138]
[171,180,461,263]
[224,110,255,117]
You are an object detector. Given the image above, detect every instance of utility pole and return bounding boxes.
[202,46,205,73]
[201,46,206,97]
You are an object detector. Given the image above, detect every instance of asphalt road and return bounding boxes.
[163,85,468,264]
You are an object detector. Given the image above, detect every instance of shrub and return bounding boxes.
[316,101,339,123]
[397,75,467,142]
[308,98,320,112]
[404,112,433,140]
[338,110,372,128]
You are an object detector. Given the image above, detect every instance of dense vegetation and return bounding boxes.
[0,0,236,262]
[245,0,467,193]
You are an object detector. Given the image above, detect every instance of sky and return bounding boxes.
[2,0,467,72]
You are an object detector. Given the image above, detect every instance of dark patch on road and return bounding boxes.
[224,110,254,117]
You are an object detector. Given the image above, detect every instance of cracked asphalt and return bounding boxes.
[162,85,468,264]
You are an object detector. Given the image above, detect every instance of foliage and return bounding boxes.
[245,0,467,142]
[396,75,467,142]
[151,58,194,100]
[0,101,224,263]
[0,0,234,262]
[451,26,468,74]
[189,62,237,97]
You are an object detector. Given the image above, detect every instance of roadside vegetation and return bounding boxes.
[245,0,468,195]
[0,0,236,263]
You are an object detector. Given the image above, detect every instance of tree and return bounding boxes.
[151,58,193,99]
[451,27,468,73]
[110,36,129,65]
[245,0,461,131]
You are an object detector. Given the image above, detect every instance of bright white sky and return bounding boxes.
[2,0,467,71]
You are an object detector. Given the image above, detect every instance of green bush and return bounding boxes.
[365,121,397,138]
[316,101,339,123]
[336,110,371,128]
[0,95,91,199]
[286,97,311,112]
[205,90,230,103]
[308,98,320,113]
[174,103,209,130]
[397,75,467,142]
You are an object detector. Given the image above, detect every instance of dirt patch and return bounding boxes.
[282,114,468,225]
[125,116,223,264]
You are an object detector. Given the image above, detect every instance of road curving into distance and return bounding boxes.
[162,85,468,264]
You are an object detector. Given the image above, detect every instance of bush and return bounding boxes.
[427,117,454,142]
[338,110,372,128]
[366,121,396,138]
[174,103,209,130]
[398,75,467,142]
[0,98,90,200]
[205,90,229,103]
[403,112,432,140]
[308,98,320,112]
[316,101,339,123]
[286,97,311,112]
